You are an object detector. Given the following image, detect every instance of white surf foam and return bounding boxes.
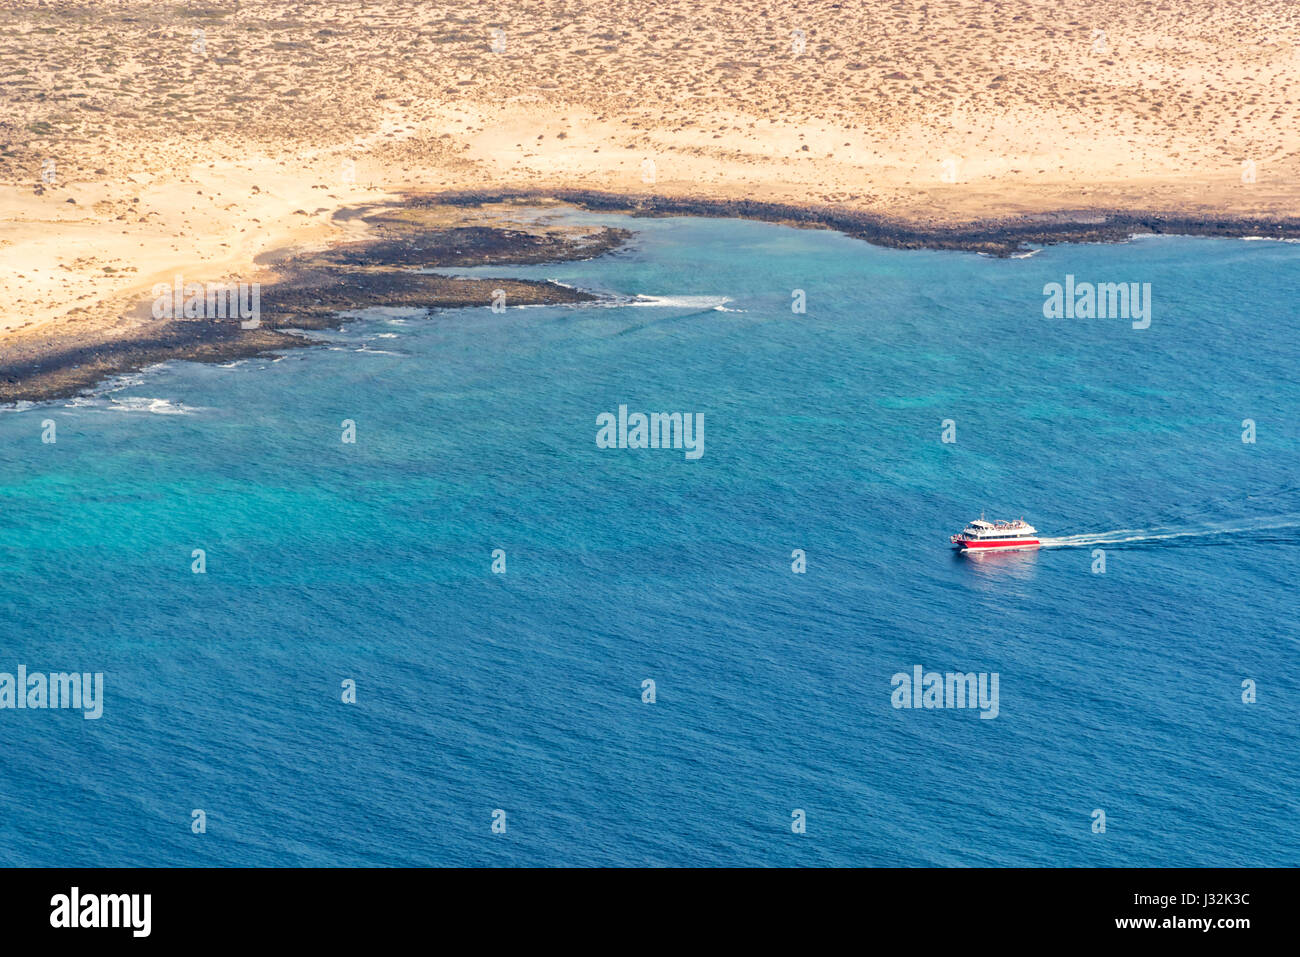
[624,295,733,310]
[62,395,203,415]
[105,397,201,415]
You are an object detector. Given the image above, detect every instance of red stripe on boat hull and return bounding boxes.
[955,539,1040,551]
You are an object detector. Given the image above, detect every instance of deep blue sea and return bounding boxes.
[1,211,1297,866]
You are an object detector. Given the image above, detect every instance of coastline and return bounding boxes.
[7,0,1300,403]
[4,0,1300,877]
[4,191,1300,404]
[433,190,1300,255]
[0,202,627,404]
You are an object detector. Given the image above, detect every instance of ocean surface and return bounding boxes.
[1,210,1297,866]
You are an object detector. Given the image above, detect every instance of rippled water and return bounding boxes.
[1,211,1297,865]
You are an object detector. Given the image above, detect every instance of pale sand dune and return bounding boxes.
[2,0,1298,345]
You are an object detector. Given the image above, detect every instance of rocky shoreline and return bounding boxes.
[5,191,1299,404]
[0,202,630,404]
[434,189,1300,256]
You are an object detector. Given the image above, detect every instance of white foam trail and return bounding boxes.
[106,397,200,415]
[1040,515,1300,548]
[624,295,733,310]
[62,396,203,415]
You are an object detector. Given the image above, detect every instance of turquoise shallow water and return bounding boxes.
[1,212,1297,866]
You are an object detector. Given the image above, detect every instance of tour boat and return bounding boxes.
[950,516,1040,551]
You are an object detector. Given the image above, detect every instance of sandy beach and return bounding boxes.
[3,0,1299,397]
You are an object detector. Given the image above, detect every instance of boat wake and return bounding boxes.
[1039,514,1300,550]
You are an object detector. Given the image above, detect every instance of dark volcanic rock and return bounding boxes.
[432,189,1300,257]
[1,203,629,404]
